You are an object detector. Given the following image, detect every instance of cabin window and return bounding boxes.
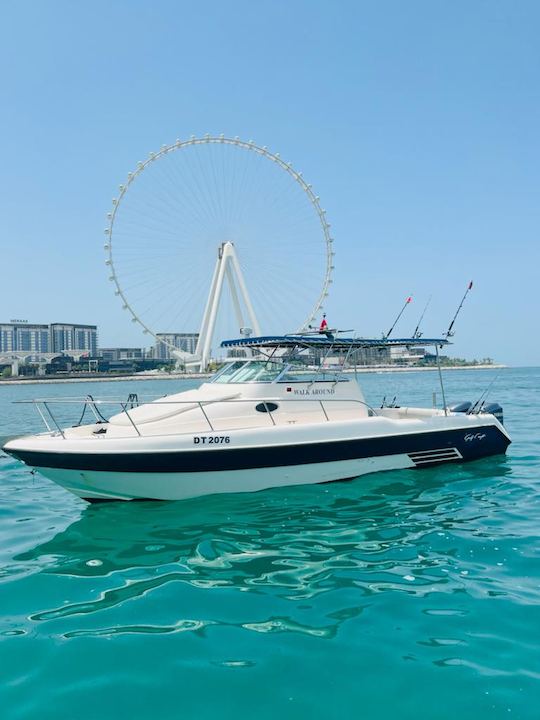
[211,361,246,383]
[211,360,283,384]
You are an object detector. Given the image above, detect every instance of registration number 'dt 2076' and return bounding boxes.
[193,436,231,445]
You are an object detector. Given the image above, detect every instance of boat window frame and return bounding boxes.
[210,359,288,384]
[210,359,350,384]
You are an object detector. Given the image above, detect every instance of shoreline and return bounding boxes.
[0,364,506,386]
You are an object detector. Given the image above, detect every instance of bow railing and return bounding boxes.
[14,395,378,439]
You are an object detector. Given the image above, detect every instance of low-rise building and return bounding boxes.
[389,345,427,364]
[99,347,145,362]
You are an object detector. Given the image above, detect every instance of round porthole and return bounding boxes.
[255,402,279,413]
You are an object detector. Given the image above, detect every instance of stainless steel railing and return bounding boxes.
[14,396,378,439]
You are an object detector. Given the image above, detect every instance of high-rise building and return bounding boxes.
[0,322,50,353]
[50,323,98,355]
[155,333,199,360]
[0,321,98,356]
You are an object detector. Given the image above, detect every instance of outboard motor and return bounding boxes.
[448,401,472,414]
[479,402,504,425]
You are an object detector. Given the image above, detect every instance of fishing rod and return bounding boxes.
[444,281,473,338]
[412,295,432,339]
[385,296,412,339]
[468,371,501,414]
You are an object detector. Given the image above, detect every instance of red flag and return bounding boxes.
[406,296,412,303]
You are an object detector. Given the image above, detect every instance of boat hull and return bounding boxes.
[4,421,511,502]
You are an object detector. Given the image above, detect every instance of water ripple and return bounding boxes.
[1,369,540,719]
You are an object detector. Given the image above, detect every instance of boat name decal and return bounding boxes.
[464,432,487,442]
[292,388,336,396]
[194,436,231,444]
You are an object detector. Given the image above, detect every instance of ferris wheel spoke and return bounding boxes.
[123,186,214,243]
[133,274,199,325]
[125,159,216,241]
[154,154,218,236]
[181,146,222,226]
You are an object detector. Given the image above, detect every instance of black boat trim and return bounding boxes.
[4,424,510,473]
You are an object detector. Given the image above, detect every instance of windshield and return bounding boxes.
[211,360,284,384]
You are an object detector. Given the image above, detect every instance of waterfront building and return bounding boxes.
[389,345,427,364]
[99,347,145,362]
[155,333,199,360]
[50,323,98,355]
[307,346,392,367]
[0,322,50,353]
[348,346,392,366]
[0,321,98,356]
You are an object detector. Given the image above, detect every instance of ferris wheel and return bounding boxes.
[104,135,334,370]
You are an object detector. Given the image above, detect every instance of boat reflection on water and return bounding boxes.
[14,457,513,640]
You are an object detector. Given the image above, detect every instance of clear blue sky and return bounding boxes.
[1,0,538,364]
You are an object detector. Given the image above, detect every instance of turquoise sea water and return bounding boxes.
[0,368,539,719]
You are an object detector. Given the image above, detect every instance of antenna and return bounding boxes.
[385,296,412,339]
[412,295,432,339]
[444,281,473,338]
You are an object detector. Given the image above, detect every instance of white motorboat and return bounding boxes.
[2,335,511,503]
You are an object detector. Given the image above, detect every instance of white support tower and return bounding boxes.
[186,242,261,372]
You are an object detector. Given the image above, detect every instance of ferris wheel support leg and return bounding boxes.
[198,245,229,371]
[194,242,261,371]
[229,245,261,336]
[225,263,245,329]
[225,261,256,359]
[195,252,222,370]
